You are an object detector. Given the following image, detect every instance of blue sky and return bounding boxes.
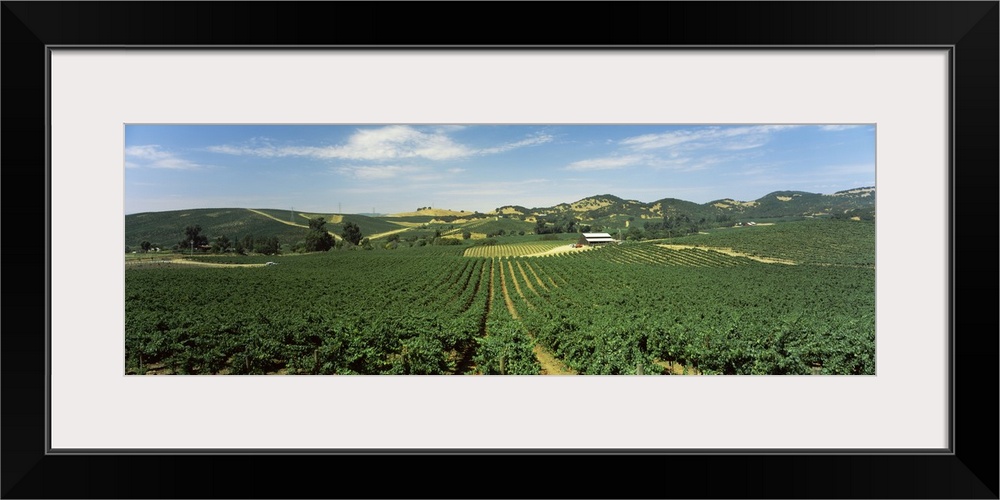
[124,124,875,215]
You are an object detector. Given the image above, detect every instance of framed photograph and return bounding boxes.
[4,2,996,498]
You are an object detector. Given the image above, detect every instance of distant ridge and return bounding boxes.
[388,208,476,217]
[126,187,875,248]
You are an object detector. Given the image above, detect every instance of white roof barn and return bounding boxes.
[581,232,616,245]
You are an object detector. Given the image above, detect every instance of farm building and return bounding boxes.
[579,232,616,246]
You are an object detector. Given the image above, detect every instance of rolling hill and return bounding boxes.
[125,208,407,249]
[125,187,875,250]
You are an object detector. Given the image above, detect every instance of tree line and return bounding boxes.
[172,225,283,255]
[155,219,369,256]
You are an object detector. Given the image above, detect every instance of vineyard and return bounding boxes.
[126,219,875,376]
[557,244,753,267]
[462,240,575,258]
[666,219,876,267]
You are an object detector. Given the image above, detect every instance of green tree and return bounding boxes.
[304,217,335,252]
[462,230,471,240]
[341,221,363,245]
[180,225,209,252]
[140,241,152,253]
[211,235,232,253]
[241,234,255,253]
[259,237,281,255]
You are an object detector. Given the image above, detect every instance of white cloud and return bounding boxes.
[336,165,422,180]
[125,145,206,170]
[433,125,467,133]
[125,145,171,160]
[447,168,467,174]
[206,144,270,157]
[620,130,700,150]
[208,126,471,161]
[338,125,470,160]
[566,154,647,171]
[620,125,795,152]
[207,126,553,163]
[477,133,554,155]
[819,125,863,131]
[564,125,796,174]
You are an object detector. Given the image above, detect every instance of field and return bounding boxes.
[659,219,876,266]
[462,240,575,258]
[124,219,876,375]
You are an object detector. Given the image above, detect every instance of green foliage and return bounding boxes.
[640,212,703,239]
[179,225,209,250]
[211,235,232,253]
[241,234,255,253]
[432,237,463,246]
[674,219,876,266]
[388,334,451,375]
[474,321,540,375]
[126,252,490,375]
[304,217,335,252]
[126,208,409,251]
[520,252,874,375]
[125,218,874,376]
[341,221,363,245]
[258,236,281,255]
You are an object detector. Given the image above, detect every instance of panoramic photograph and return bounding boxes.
[124,124,876,375]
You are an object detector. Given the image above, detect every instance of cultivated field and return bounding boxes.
[125,219,876,375]
[463,240,578,258]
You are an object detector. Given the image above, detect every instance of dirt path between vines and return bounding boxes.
[515,261,539,297]
[506,261,533,309]
[498,259,519,319]
[522,261,549,292]
[534,345,576,375]
[495,259,575,374]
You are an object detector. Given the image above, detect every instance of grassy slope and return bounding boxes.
[126,208,409,248]
[126,208,310,248]
[442,217,535,236]
[126,189,875,249]
[258,210,405,237]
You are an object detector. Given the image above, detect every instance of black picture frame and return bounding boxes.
[3,2,997,498]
